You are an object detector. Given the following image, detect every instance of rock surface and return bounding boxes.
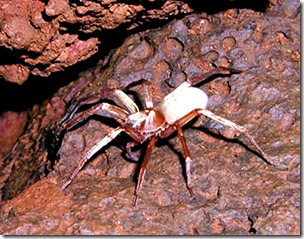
[0,0,191,84]
[0,4,300,236]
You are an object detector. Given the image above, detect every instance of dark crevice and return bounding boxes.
[0,66,79,113]
[0,12,180,114]
[248,216,257,234]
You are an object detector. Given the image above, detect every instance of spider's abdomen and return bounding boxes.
[159,82,208,124]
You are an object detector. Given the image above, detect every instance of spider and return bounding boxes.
[59,66,273,205]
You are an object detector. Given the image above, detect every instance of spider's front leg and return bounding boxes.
[59,104,128,190]
[60,88,139,127]
[62,103,129,131]
[60,90,113,127]
[60,88,140,130]
[132,136,157,206]
[60,89,140,190]
[61,127,124,190]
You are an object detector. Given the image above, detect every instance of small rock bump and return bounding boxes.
[218,56,231,67]
[129,40,154,60]
[221,36,236,51]
[171,20,188,35]
[208,80,230,96]
[203,50,219,63]
[166,71,187,87]
[291,50,300,62]
[176,57,189,70]
[152,60,172,83]
[188,17,213,35]
[275,31,290,45]
[224,8,239,19]
[252,22,263,43]
[280,0,300,17]
[278,112,295,132]
[221,127,240,140]
[162,38,184,61]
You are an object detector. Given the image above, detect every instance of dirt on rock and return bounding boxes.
[0,4,300,236]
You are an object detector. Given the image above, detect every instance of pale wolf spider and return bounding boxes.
[59,66,273,205]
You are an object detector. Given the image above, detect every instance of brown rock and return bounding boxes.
[0,5,300,236]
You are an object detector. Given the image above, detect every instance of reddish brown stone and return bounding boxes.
[0,4,300,236]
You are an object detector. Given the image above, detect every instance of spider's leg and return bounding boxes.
[62,103,129,130]
[60,87,138,127]
[61,127,124,190]
[175,124,194,197]
[141,83,153,109]
[133,135,157,206]
[187,66,253,86]
[197,108,274,165]
[60,91,113,126]
[126,141,140,162]
[113,89,139,113]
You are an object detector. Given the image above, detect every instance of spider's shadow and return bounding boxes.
[128,124,271,186]
[190,125,271,164]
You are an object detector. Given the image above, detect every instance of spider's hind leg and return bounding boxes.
[197,108,273,165]
[187,66,255,86]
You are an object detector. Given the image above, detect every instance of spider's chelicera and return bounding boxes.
[59,66,273,205]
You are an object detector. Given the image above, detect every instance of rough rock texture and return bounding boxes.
[0,0,191,84]
[0,111,27,159]
[0,0,299,84]
[0,4,300,236]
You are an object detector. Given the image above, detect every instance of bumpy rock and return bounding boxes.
[0,6,300,236]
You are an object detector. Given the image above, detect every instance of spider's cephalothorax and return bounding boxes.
[59,66,273,205]
[125,109,167,140]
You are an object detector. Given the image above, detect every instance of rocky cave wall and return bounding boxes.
[0,0,301,235]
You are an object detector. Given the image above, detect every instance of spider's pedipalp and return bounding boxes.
[197,108,274,165]
[126,142,140,162]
